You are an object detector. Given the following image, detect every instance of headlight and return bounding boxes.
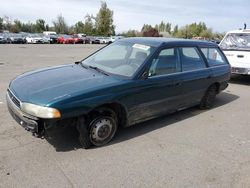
[21,103,61,119]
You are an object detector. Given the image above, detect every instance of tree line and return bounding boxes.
[0,1,224,40]
[0,2,115,36]
[121,21,225,40]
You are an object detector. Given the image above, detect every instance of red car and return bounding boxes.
[72,35,84,44]
[57,35,75,44]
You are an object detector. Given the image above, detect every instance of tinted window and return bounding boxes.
[149,48,180,77]
[201,48,227,66]
[180,47,206,71]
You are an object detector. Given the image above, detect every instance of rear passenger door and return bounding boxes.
[178,47,213,107]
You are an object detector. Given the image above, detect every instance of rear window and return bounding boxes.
[200,48,227,66]
[180,47,206,71]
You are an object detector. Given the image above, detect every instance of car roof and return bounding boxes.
[226,29,250,34]
[119,37,217,48]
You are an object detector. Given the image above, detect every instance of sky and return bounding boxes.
[0,0,250,33]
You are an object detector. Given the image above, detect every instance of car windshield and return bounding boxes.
[81,41,155,77]
[220,33,250,50]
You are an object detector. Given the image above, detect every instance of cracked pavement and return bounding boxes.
[0,44,250,188]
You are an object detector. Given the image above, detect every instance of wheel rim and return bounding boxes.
[90,117,116,146]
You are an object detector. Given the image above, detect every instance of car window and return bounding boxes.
[200,48,227,66]
[180,47,206,71]
[149,48,180,77]
[94,45,127,61]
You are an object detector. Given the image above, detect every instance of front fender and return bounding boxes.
[51,94,120,119]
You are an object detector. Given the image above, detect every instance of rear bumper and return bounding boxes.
[231,67,250,75]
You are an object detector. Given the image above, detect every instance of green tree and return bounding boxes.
[0,17,3,31]
[200,29,213,39]
[53,14,68,34]
[34,19,46,33]
[174,22,213,39]
[172,25,178,36]
[141,24,153,33]
[3,16,12,31]
[74,21,85,33]
[95,1,115,36]
[10,19,22,33]
[21,22,34,32]
[121,30,141,37]
[45,24,50,31]
[83,14,95,35]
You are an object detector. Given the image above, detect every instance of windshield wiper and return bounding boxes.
[88,65,109,76]
[75,61,89,69]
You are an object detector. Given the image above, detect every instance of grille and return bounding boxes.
[7,89,21,108]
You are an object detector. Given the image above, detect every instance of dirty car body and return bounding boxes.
[7,38,231,148]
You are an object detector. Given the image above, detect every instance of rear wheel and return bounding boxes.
[199,85,217,109]
[78,108,117,149]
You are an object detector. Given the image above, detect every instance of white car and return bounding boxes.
[97,37,108,44]
[26,34,44,44]
[108,36,124,44]
[219,29,250,75]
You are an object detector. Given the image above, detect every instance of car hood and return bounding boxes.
[10,64,121,106]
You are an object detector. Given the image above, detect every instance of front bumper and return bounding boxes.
[6,90,39,133]
[231,67,250,75]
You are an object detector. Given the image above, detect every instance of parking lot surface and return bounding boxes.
[0,44,250,188]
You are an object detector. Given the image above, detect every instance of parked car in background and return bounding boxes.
[108,36,124,44]
[0,34,7,44]
[77,33,91,44]
[77,33,86,38]
[26,34,44,44]
[97,37,109,44]
[40,34,51,44]
[6,38,230,149]
[87,36,101,44]
[220,29,250,75]
[42,31,58,44]
[43,31,57,36]
[72,35,84,44]
[57,35,75,44]
[9,33,26,44]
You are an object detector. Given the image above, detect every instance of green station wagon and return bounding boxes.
[7,38,231,148]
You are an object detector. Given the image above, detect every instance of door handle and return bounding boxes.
[207,75,212,79]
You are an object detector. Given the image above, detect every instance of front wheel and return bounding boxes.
[199,85,217,109]
[89,116,117,146]
[78,108,117,148]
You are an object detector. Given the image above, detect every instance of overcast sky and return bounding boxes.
[0,0,249,33]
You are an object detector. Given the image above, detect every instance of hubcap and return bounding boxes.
[91,118,113,143]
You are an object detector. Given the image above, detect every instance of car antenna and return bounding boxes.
[244,23,247,30]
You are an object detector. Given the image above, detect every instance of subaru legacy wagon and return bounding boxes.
[6,38,231,148]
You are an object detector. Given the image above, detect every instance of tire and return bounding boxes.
[199,85,217,109]
[78,108,118,149]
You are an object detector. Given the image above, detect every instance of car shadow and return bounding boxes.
[230,75,250,85]
[45,92,239,152]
